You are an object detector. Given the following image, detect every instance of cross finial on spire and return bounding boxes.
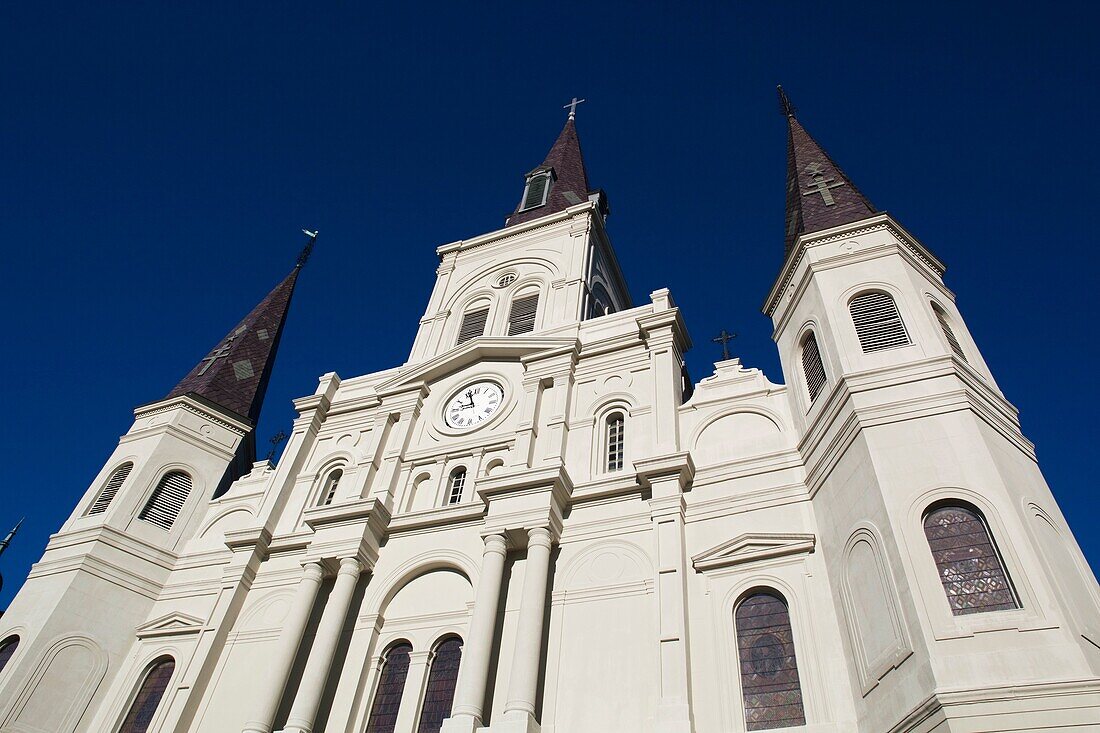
[297,229,318,268]
[564,97,586,120]
[777,85,796,118]
[0,518,23,559]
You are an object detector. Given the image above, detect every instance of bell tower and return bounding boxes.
[407,106,628,364]
[765,88,1100,730]
[0,238,310,726]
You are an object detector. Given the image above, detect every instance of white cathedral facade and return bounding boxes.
[1,93,1099,733]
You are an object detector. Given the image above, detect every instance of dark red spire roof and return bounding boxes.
[782,88,877,254]
[167,266,300,424]
[506,118,594,227]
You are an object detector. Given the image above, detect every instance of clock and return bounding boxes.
[444,381,505,430]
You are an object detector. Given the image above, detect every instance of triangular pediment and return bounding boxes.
[692,532,815,572]
[377,337,579,396]
[135,611,205,639]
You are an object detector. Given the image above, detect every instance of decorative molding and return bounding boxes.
[135,611,206,639]
[692,532,816,572]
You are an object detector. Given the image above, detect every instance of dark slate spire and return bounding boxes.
[506,115,596,227]
[167,235,313,425]
[780,86,877,254]
[0,518,22,596]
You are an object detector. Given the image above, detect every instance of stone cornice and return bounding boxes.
[436,202,598,258]
[133,394,252,435]
[763,213,946,318]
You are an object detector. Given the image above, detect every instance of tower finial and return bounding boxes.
[297,229,318,268]
[777,85,796,118]
[564,97,586,121]
[0,518,24,559]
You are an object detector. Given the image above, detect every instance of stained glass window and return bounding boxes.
[417,637,463,733]
[118,656,175,733]
[923,505,1019,615]
[735,592,806,731]
[0,636,18,675]
[366,642,413,733]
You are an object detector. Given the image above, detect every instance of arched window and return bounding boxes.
[0,636,19,675]
[417,636,463,733]
[138,471,192,531]
[587,282,615,319]
[446,468,467,505]
[456,306,489,345]
[735,591,806,731]
[849,291,911,353]
[507,293,539,336]
[800,332,827,403]
[923,504,1019,615]
[318,468,343,506]
[366,641,413,733]
[930,302,968,363]
[88,462,134,515]
[118,656,175,733]
[606,413,625,472]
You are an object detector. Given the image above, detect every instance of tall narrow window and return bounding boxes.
[0,636,19,675]
[931,303,968,363]
[923,504,1019,615]
[138,471,192,531]
[849,291,911,352]
[521,172,552,210]
[417,637,463,733]
[586,282,615,319]
[87,462,133,515]
[507,294,539,336]
[456,307,489,345]
[118,656,175,733]
[735,592,806,730]
[366,642,413,733]
[446,468,467,505]
[801,332,827,403]
[606,413,625,472]
[319,468,343,506]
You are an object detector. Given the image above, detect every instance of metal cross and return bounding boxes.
[712,330,736,361]
[197,336,236,376]
[801,162,845,206]
[564,97,586,120]
[266,431,288,462]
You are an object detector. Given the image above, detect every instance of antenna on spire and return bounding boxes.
[0,518,24,559]
[564,97,586,121]
[297,229,318,268]
[777,85,796,118]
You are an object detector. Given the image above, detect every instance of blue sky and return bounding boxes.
[1,2,1097,607]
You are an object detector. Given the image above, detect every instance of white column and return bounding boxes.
[392,649,434,733]
[441,534,508,733]
[283,557,363,733]
[503,526,554,722]
[242,562,325,733]
[650,491,694,733]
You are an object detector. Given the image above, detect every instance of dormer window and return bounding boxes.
[520,169,554,211]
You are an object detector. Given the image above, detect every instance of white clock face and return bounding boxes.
[444,381,504,430]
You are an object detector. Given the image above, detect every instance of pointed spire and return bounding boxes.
[0,519,23,559]
[166,235,312,424]
[780,86,877,254]
[506,105,596,227]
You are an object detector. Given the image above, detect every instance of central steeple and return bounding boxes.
[505,109,602,227]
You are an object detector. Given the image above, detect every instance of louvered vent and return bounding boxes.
[507,294,539,336]
[850,292,911,352]
[87,462,133,515]
[932,305,968,363]
[801,333,827,403]
[456,308,489,345]
[138,471,192,530]
[522,174,550,210]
